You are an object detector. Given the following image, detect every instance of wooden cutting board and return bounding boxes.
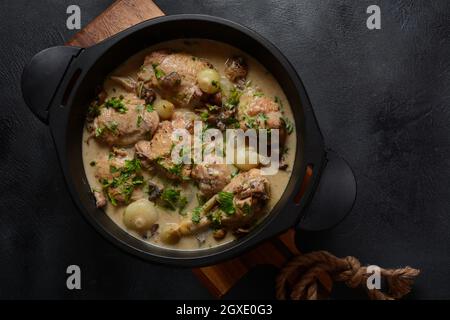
[67,0,309,298]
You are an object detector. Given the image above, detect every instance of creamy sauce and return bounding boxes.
[82,39,296,251]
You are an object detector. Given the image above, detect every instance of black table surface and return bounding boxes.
[1,0,449,299]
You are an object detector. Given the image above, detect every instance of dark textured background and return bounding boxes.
[1,0,449,299]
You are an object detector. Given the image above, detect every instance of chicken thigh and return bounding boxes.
[92,94,159,146]
[137,50,213,108]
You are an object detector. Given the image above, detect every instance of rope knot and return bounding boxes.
[344,256,364,288]
[276,251,420,300]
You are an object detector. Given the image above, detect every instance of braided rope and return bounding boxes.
[276,251,420,300]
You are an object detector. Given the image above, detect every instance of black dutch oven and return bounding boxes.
[21,15,356,267]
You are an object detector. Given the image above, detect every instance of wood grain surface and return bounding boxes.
[67,0,304,298]
[67,0,163,47]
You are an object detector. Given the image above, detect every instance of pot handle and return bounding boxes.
[21,46,82,123]
[297,149,357,231]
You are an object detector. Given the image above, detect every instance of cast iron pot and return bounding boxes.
[21,15,356,267]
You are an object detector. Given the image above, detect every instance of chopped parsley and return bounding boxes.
[257,113,268,125]
[146,103,154,112]
[200,111,209,122]
[281,116,294,134]
[132,175,144,185]
[242,115,256,129]
[100,158,143,205]
[105,96,127,114]
[224,87,241,109]
[191,206,202,224]
[107,192,118,206]
[160,188,188,213]
[136,115,144,128]
[217,191,235,215]
[109,165,119,174]
[95,127,104,137]
[123,158,141,173]
[224,116,240,128]
[167,163,183,177]
[152,63,166,80]
[105,121,119,134]
[253,92,264,97]
[207,104,219,112]
[208,210,222,228]
[274,96,284,111]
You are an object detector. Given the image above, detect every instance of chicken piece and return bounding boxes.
[224,56,248,83]
[191,156,232,198]
[135,121,173,162]
[177,169,270,236]
[93,94,159,146]
[237,88,283,131]
[171,109,198,134]
[137,50,213,108]
[135,120,191,180]
[221,168,270,227]
[110,76,136,92]
[108,76,158,106]
[94,151,143,205]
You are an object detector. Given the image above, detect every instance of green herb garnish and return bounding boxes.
[146,104,154,112]
[95,127,104,137]
[160,188,188,213]
[217,191,235,215]
[137,115,144,128]
[123,158,141,173]
[242,115,256,129]
[152,63,166,80]
[192,207,202,224]
[105,97,127,113]
[200,111,209,122]
[274,96,284,111]
[168,163,183,176]
[257,113,268,125]
[100,158,143,205]
[224,87,241,109]
[109,165,119,174]
[281,116,294,134]
[105,121,119,134]
[209,210,222,228]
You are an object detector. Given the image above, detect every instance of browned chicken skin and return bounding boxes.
[190,156,232,198]
[135,120,191,180]
[137,50,213,108]
[238,89,284,131]
[93,94,159,146]
[94,150,142,205]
